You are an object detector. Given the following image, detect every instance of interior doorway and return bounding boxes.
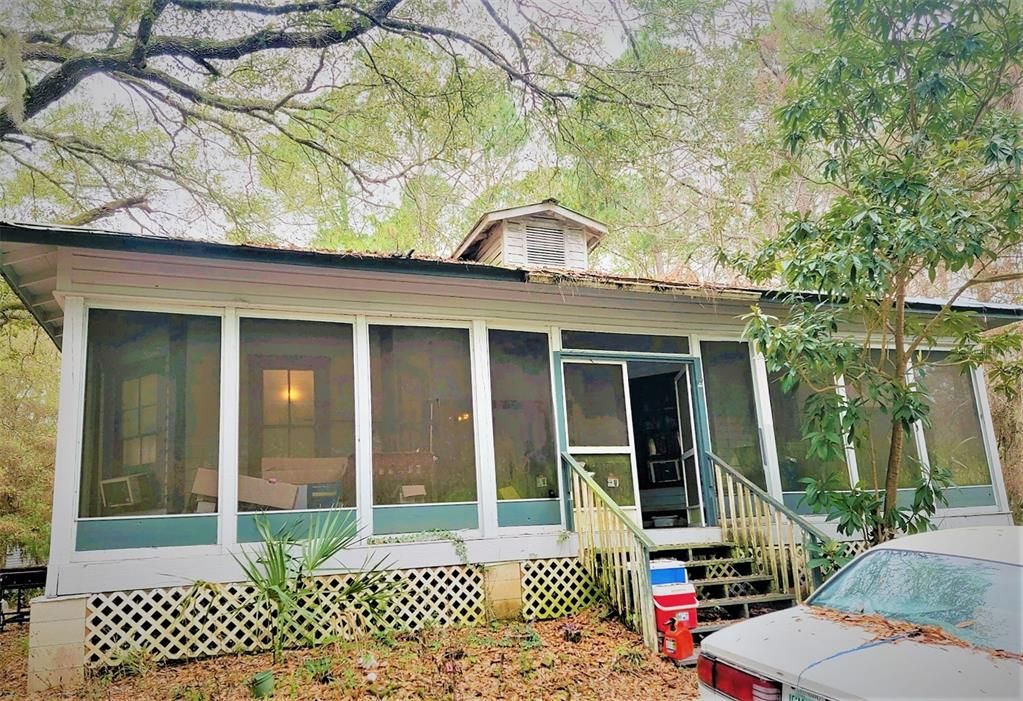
[627,361,704,528]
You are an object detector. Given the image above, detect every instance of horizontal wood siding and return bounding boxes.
[504,220,528,267]
[564,226,588,270]
[65,248,756,335]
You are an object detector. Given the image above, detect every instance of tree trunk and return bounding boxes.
[881,281,908,543]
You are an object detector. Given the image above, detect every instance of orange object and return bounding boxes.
[662,617,694,662]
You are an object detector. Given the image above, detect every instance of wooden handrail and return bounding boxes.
[708,451,828,599]
[562,453,658,651]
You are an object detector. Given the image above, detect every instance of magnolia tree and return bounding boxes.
[728,0,1023,544]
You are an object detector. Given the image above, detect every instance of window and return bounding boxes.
[701,341,767,490]
[767,373,850,494]
[917,356,992,487]
[79,309,221,517]
[369,325,477,515]
[489,331,558,523]
[561,330,689,355]
[238,319,356,512]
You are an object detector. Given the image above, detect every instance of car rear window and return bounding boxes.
[810,548,1022,655]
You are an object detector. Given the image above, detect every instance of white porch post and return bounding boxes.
[354,316,374,539]
[217,308,240,548]
[46,296,86,597]
[472,320,499,537]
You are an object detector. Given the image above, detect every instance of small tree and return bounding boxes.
[727,0,1023,543]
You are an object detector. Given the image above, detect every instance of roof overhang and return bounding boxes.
[452,200,609,260]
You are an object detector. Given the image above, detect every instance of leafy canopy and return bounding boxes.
[727,0,1023,540]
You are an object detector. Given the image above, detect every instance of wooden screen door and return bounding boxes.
[674,366,705,526]
[561,359,642,519]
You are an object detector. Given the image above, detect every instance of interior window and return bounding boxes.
[79,309,221,517]
[767,373,850,494]
[489,330,558,501]
[917,354,992,487]
[561,330,689,355]
[701,341,767,489]
[369,325,477,506]
[238,319,356,512]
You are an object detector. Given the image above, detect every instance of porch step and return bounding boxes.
[697,592,794,609]
[690,574,775,601]
[651,542,738,560]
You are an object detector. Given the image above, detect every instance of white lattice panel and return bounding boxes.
[85,564,485,668]
[520,558,597,621]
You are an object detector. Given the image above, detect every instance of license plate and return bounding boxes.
[783,685,826,701]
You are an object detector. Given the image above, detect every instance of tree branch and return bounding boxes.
[64,195,152,226]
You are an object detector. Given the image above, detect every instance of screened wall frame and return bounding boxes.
[485,323,566,534]
[69,298,229,559]
[363,316,486,537]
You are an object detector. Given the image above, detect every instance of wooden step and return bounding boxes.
[698,592,795,609]
[689,574,773,587]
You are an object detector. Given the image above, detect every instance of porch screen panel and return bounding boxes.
[370,325,477,533]
[561,330,689,355]
[767,372,849,507]
[700,341,766,489]
[572,454,636,506]
[489,330,559,526]
[847,349,921,490]
[563,363,629,446]
[917,355,992,491]
[238,319,356,515]
[79,309,221,519]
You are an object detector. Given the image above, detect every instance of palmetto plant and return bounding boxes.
[234,510,398,664]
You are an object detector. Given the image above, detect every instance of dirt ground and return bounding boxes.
[0,609,698,700]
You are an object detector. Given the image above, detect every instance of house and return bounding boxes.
[1,201,1017,689]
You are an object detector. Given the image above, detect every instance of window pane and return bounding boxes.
[564,363,629,446]
[489,330,558,501]
[240,318,356,511]
[80,309,221,517]
[370,325,476,505]
[768,373,849,491]
[561,330,689,354]
[701,341,766,489]
[918,356,991,487]
[573,454,635,506]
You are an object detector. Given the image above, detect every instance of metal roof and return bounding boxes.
[2,219,1021,349]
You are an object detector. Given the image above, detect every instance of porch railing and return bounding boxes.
[709,452,831,602]
[562,452,658,651]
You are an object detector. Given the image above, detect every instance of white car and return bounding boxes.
[698,526,1022,701]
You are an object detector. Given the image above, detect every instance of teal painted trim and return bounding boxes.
[372,504,478,535]
[943,485,996,508]
[557,350,699,363]
[237,509,357,543]
[497,500,562,527]
[76,515,217,551]
[688,361,718,526]
[783,485,996,514]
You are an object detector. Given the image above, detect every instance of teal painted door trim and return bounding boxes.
[76,515,217,551]
[372,503,478,535]
[497,499,562,527]
[553,350,717,527]
[237,509,357,543]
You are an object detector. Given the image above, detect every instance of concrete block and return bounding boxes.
[28,642,85,672]
[29,596,87,624]
[29,619,86,647]
[27,663,84,693]
[484,562,523,620]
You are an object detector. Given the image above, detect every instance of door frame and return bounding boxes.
[553,350,718,526]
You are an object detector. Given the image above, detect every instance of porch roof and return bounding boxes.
[2,219,1021,348]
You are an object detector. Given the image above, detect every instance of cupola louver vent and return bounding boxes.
[525,219,567,267]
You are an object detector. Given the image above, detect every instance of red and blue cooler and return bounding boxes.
[653,582,698,632]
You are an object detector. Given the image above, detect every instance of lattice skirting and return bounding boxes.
[85,558,592,668]
[520,558,597,621]
[86,564,486,668]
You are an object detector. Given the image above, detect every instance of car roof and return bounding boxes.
[876,526,1022,566]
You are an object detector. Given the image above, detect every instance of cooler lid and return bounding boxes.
[650,558,686,570]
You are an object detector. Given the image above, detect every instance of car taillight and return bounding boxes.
[697,653,781,701]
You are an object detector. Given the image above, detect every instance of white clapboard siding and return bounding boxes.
[65,248,755,335]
